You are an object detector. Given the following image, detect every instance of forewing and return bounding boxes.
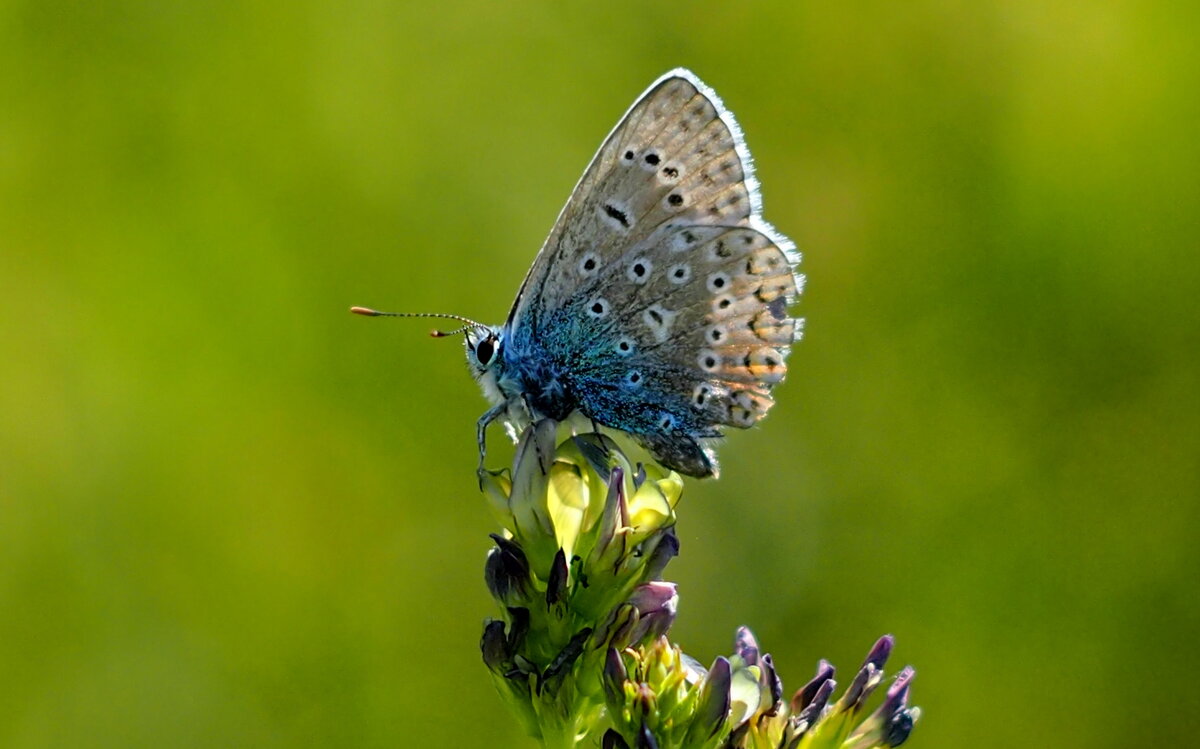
[507,69,777,331]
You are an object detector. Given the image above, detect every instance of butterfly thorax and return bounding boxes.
[466,323,576,429]
[496,328,575,422]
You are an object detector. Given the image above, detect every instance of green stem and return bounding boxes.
[537,717,581,749]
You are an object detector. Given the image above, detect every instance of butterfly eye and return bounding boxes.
[475,337,496,367]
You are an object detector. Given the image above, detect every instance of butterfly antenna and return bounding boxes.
[350,307,485,338]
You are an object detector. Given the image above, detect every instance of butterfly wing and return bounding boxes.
[509,69,773,326]
[506,69,803,476]
[564,224,800,476]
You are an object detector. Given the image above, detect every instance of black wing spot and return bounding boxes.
[768,297,788,320]
[623,150,635,161]
[682,230,696,244]
[647,308,664,325]
[662,166,679,179]
[583,257,597,271]
[667,193,684,207]
[743,235,754,245]
[604,203,630,228]
[644,153,660,166]
[715,240,731,258]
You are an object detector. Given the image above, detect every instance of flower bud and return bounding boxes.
[626,582,678,645]
[545,548,569,610]
[480,619,510,673]
[641,529,679,581]
[484,534,531,606]
[603,648,629,704]
[688,656,732,742]
[602,729,631,749]
[734,626,760,666]
[790,660,835,713]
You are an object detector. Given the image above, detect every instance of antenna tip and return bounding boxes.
[430,329,449,337]
[351,306,380,316]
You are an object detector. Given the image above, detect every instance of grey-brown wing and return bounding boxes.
[505,69,794,333]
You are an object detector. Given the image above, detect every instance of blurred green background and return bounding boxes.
[2,1,1197,747]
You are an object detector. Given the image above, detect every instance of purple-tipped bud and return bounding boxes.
[602,729,631,749]
[794,677,835,729]
[762,653,783,713]
[641,529,679,581]
[840,636,893,712]
[734,626,760,666]
[634,683,657,717]
[484,535,531,605]
[694,657,732,739]
[881,666,915,715]
[480,619,510,672]
[603,648,628,704]
[635,722,659,749]
[627,582,678,644]
[546,548,569,608]
[850,665,916,745]
[841,664,878,713]
[862,635,894,672]
[885,708,917,746]
[791,660,835,713]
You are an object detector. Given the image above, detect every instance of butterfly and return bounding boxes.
[355,69,803,478]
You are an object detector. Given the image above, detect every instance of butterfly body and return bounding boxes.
[456,69,803,478]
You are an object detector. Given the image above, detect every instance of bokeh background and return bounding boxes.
[3,1,1197,747]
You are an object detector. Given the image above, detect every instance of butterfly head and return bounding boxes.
[464,325,503,377]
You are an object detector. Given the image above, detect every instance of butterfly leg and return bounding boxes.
[476,402,509,476]
[517,393,554,476]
